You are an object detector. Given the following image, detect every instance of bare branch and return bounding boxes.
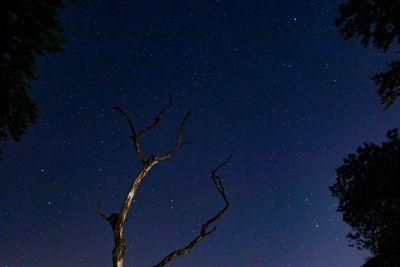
[211,155,232,206]
[116,106,192,222]
[113,97,185,165]
[137,96,173,137]
[155,109,192,161]
[118,159,158,223]
[113,106,146,163]
[98,201,108,220]
[152,157,232,267]
[211,155,232,176]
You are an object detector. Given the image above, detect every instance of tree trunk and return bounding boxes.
[110,216,126,267]
[113,258,123,267]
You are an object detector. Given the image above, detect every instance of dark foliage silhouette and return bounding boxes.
[361,255,397,267]
[0,0,65,159]
[330,129,400,266]
[336,0,400,108]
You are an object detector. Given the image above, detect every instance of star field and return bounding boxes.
[1,1,400,267]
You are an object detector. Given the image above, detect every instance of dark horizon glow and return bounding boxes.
[1,1,399,267]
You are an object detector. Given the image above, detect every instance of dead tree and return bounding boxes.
[98,97,231,267]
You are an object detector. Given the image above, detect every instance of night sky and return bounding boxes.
[1,1,400,267]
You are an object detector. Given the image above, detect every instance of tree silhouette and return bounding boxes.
[98,97,232,267]
[335,0,400,108]
[0,0,65,159]
[361,255,398,267]
[330,129,400,266]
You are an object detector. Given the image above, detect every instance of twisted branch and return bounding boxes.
[152,156,232,267]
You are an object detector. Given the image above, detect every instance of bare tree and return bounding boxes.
[98,97,231,267]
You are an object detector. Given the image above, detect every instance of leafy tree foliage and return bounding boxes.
[336,0,400,108]
[362,255,398,267]
[330,129,400,266]
[0,0,65,159]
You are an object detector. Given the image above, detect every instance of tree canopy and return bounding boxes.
[0,0,65,159]
[336,0,400,108]
[330,129,400,266]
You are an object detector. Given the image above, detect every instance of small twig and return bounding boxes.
[97,201,108,220]
[137,96,173,137]
[152,157,232,267]
[211,155,232,176]
[210,155,231,206]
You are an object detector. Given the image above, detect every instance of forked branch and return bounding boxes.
[112,106,145,163]
[152,156,232,267]
[101,98,191,267]
[113,96,184,164]
[155,108,192,161]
